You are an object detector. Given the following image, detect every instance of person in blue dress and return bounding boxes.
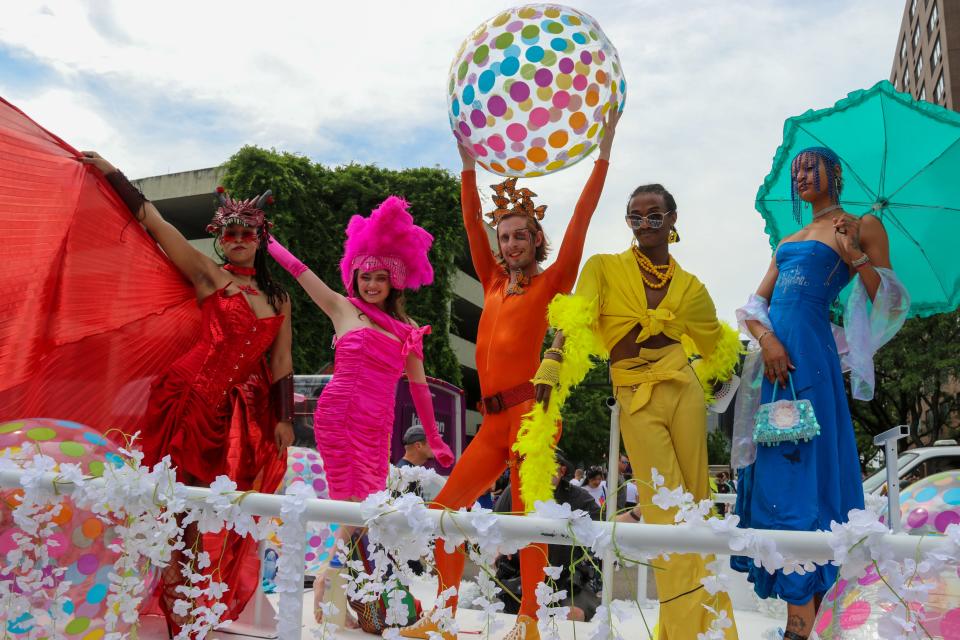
[730,147,909,640]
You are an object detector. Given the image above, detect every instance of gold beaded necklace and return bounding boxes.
[632,246,675,289]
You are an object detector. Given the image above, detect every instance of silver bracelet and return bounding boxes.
[851,253,871,269]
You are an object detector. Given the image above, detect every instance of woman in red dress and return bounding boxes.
[79,152,295,637]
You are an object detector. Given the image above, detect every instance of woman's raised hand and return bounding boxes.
[598,101,621,160]
[457,141,476,172]
[77,151,117,175]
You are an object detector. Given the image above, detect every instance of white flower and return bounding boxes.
[385,586,411,626]
[470,505,519,558]
[650,467,665,488]
[543,565,563,581]
[533,499,572,520]
[701,573,732,595]
[173,598,192,617]
[676,498,714,524]
[20,454,57,491]
[207,581,229,600]
[701,557,733,595]
[381,628,401,640]
[652,486,689,511]
[535,581,569,640]
[829,508,890,579]
[697,606,733,640]
[312,601,341,640]
[706,513,740,535]
[208,475,238,500]
[55,462,86,487]
[428,587,460,637]
[0,452,19,472]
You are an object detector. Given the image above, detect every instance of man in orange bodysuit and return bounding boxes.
[400,108,619,640]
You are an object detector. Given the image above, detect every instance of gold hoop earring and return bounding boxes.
[668,228,680,244]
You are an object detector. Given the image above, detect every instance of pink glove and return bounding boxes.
[409,382,454,468]
[267,235,308,278]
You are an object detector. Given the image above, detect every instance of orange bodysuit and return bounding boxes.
[431,160,608,618]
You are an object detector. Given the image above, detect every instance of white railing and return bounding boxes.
[0,468,951,640]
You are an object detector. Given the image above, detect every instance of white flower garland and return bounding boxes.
[276,481,314,639]
[4,446,958,640]
[0,437,272,640]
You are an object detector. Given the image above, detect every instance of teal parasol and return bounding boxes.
[756,80,960,318]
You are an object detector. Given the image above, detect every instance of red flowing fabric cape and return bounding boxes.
[0,98,201,431]
[0,98,285,622]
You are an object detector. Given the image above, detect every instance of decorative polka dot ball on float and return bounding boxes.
[448,4,626,177]
[0,418,149,637]
[900,470,960,536]
[263,447,338,586]
[812,471,960,639]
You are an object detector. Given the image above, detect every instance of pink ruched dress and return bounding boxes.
[313,298,429,501]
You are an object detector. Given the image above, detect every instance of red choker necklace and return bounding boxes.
[224,264,256,276]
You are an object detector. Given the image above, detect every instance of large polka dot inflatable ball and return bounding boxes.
[274,447,338,576]
[448,4,626,177]
[900,470,960,537]
[0,418,146,637]
[814,563,960,638]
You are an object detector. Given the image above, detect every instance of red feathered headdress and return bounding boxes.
[206,187,274,235]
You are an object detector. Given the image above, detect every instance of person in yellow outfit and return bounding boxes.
[536,183,740,640]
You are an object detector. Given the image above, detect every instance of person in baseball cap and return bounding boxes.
[398,425,435,468]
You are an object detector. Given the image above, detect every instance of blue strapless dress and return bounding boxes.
[731,241,865,605]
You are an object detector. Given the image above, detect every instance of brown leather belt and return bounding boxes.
[479,381,535,415]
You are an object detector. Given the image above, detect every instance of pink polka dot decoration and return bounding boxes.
[0,418,150,637]
[269,447,338,576]
[900,471,960,537]
[448,4,626,177]
[814,562,960,638]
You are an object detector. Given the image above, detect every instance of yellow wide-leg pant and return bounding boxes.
[614,345,738,640]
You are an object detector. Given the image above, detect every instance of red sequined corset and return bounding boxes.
[170,287,283,406]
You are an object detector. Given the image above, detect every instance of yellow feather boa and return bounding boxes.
[512,294,607,511]
[688,322,743,402]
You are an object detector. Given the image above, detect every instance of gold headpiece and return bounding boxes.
[486,177,548,225]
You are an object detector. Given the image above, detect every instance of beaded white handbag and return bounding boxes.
[752,374,820,446]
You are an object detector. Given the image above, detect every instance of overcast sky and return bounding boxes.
[1,1,904,323]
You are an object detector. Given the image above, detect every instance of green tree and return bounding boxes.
[847,309,960,463]
[557,357,614,467]
[222,146,464,384]
[707,429,731,466]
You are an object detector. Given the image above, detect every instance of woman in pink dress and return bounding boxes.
[267,196,453,619]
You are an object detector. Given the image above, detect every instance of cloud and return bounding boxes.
[0,0,904,321]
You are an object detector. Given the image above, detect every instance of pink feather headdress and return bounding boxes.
[340,196,434,296]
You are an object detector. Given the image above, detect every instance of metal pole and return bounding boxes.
[874,424,910,533]
[455,389,463,459]
[602,396,621,610]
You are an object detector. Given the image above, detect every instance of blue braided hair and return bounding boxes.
[790,146,843,224]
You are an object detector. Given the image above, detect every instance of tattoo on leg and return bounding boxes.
[787,614,808,632]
